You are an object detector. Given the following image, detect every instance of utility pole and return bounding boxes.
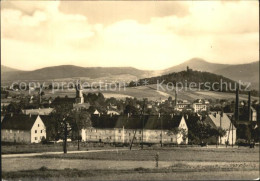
[232,122,233,147]
[141,99,145,150]
[233,88,239,148]
[248,91,251,121]
[160,113,162,147]
[76,111,80,151]
[63,117,68,154]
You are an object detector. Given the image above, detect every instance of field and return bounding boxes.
[11,84,259,102]
[2,146,259,180]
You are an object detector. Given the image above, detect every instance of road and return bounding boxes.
[2,148,130,158]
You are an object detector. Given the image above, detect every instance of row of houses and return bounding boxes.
[82,114,188,144]
[1,112,237,145]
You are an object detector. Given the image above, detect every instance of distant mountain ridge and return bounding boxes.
[1,59,259,89]
[1,65,153,81]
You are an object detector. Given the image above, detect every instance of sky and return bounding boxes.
[1,1,259,71]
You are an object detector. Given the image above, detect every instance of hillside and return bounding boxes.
[136,69,239,92]
[1,65,22,73]
[163,58,259,90]
[213,61,259,90]
[1,65,153,81]
[163,58,229,74]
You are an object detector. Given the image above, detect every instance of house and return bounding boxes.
[93,109,100,115]
[175,102,191,112]
[205,112,236,145]
[193,103,207,112]
[81,114,188,145]
[250,106,257,122]
[107,110,120,115]
[22,107,54,115]
[1,114,46,143]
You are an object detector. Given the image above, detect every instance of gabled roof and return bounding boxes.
[39,115,53,128]
[185,115,201,129]
[90,114,184,130]
[52,97,75,105]
[1,114,39,130]
[206,113,235,130]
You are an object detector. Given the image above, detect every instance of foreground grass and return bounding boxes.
[36,147,259,162]
[2,164,259,180]
[1,142,118,154]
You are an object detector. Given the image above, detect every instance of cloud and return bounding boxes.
[58,1,190,25]
[1,1,259,71]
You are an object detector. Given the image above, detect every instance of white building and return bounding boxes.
[82,114,188,145]
[193,103,207,112]
[1,114,46,143]
[205,112,236,145]
[22,107,54,115]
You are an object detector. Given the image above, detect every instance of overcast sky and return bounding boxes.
[1,1,259,70]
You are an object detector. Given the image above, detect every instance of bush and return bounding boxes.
[41,136,47,144]
[39,166,48,171]
[236,139,249,146]
[134,167,149,172]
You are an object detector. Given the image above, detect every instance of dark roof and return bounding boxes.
[39,115,53,128]
[185,115,201,129]
[90,114,183,130]
[1,114,38,130]
[52,97,75,105]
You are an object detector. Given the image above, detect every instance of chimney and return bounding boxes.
[11,113,13,117]
[171,113,173,118]
[128,113,129,118]
[158,113,160,118]
[235,88,239,121]
[248,91,251,121]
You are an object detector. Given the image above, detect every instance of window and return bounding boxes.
[139,137,141,140]
[41,130,42,133]
[35,137,37,140]
[109,136,112,139]
[35,130,37,133]
[89,136,91,139]
[38,124,40,127]
[139,130,142,134]
[118,129,121,133]
[119,136,121,140]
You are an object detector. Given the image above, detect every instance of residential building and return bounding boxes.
[251,106,257,122]
[1,114,46,143]
[175,102,191,112]
[107,110,120,115]
[205,112,236,145]
[22,107,54,115]
[193,103,207,112]
[81,114,188,145]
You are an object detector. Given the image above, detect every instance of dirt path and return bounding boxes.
[2,148,129,158]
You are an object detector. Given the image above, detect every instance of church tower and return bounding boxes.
[75,82,84,104]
